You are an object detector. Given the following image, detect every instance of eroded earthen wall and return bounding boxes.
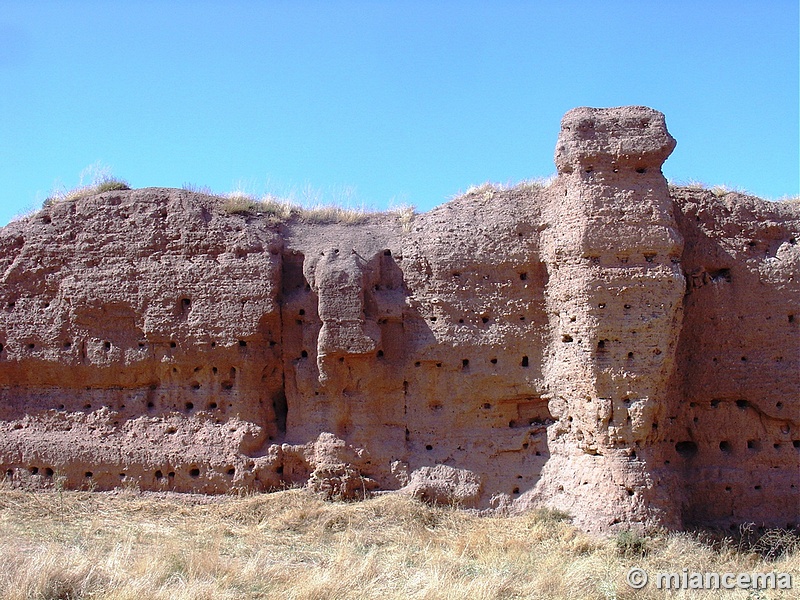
[662,190,800,528]
[0,106,797,531]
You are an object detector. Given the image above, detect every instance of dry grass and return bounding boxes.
[0,485,796,600]
[673,179,710,191]
[43,177,130,207]
[390,203,416,233]
[181,183,215,195]
[219,191,371,225]
[220,193,262,215]
[708,184,758,198]
[515,175,558,190]
[220,193,296,222]
[43,163,130,208]
[296,203,371,225]
[669,181,800,205]
[95,179,131,193]
[668,180,766,199]
[453,177,556,202]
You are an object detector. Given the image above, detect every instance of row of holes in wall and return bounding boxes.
[718,440,800,452]
[449,271,531,281]
[584,252,679,265]
[4,314,792,357]
[0,339,273,354]
[6,286,797,320]
[705,313,794,325]
[674,439,800,457]
[13,398,236,420]
[426,315,533,325]
[671,441,799,495]
[421,441,544,459]
[566,309,795,326]
[560,333,661,357]
[402,357,530,369]
[562,336,790,367]
[744,238,798,250]
[420,395,551,430]
[691,398,789,413]
[297,352,533,369]
[559,163,651,175]
[594,342,786,365]
[17,366,241,417]
[584,165,650,174]
[5,466,240,481]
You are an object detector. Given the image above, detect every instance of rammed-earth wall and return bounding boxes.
[0,106,797,531]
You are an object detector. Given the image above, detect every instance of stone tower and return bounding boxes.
[533,106,686,528]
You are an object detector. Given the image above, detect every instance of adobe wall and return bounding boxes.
[0,106,797,531]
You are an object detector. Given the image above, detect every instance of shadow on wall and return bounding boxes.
[667,196,800,528]
[275,243,553,504]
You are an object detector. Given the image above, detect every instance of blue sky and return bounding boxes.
[1,1,797,226]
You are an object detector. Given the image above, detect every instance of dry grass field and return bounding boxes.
[0,482,796,600]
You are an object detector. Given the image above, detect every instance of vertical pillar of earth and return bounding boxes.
[533,106,686,530]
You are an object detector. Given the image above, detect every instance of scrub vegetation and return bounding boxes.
[0,483,796,599]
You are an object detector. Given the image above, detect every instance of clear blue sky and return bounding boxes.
[1,1,798,226]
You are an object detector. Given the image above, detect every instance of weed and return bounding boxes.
[297,203,370,225]
[43,163,130,207]
[732,523,800,561]
[530,506,573,524]
[615,528,649,557]
[181,182,214,195]
[710,185,729,197]
[121,477,142,496]
[670,180,766,199]
[53,470,67,529]
[95,178,130,193]
[752,528,800,561]
[218,189,373,225]
[221,194,259,215]
[516,174,557,189]
[391,203,416,233]
[258,194,295,221]
[453,176,555,202]
[463,182,498,198]
[683,179,708,190]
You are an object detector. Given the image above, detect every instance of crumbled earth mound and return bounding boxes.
[0,106,797,532]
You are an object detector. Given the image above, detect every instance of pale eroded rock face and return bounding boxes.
[0,106,797,532]
[531,106,688,528]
